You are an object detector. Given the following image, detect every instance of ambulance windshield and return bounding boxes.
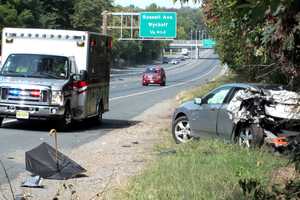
[0,54,69,79]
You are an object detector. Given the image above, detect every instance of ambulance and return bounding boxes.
[0,28,112,129]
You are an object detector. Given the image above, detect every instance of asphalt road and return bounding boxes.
[0,49,221,184]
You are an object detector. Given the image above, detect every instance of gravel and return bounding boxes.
[0,99,176,200]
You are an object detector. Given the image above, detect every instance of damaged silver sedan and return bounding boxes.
[172,83,300,149]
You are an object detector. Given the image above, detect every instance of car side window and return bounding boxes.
[203,87,231,105]
[225,87,245,103]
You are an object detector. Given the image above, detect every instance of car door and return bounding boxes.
[217,87,245,140]
[190,86,232,137]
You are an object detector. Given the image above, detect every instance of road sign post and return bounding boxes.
[139,12,177,39]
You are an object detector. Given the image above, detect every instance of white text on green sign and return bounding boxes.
[139,12,177,38]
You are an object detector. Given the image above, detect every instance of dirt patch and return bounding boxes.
[269,165,298,186]
[0,99,176,200]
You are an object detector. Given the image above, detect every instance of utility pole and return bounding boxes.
[101,10,108,35]
[120,13,123,39]
[198,30,201,59]
[190,30,193,59]
[195,30,198,60]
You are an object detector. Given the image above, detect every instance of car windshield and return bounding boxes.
[145,67,160,73]
[0,54,69,79]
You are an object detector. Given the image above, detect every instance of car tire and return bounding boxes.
[58,105,72,131]
[160,80,166,86]
[236,124,264,148]
[172,116,192,144]
[0,117,3,127]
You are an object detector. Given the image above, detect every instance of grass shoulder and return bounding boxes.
[115,131,289,200]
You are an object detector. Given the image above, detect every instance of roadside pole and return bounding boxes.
[190,30,193,59]
[195,30,198,60]
[198,30,201,59]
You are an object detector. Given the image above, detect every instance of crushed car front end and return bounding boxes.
[227,85,300,149]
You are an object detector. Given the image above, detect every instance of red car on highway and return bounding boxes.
[142,66,166,86]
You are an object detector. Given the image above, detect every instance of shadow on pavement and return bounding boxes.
[1,118,141,133]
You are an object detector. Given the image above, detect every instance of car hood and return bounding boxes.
[0,76,68,90]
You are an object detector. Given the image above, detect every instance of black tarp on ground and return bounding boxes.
[25,142,86,180]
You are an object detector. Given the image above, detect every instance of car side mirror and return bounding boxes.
[80,70,88,81]
[194,97,202,105]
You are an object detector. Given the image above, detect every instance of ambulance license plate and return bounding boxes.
[16,111,29,119]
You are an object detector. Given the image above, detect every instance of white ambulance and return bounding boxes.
[0,28,112,130]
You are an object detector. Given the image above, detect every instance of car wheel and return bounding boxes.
[0,117,3,127]
[236,124,264,148]
[160,80,166,86]
[172,116,192,144]
[58,105,72,131]
[143,83,148,86]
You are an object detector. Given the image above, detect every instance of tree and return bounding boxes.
[39,0,74,29]
[0,0,44,45]
[177,7,205,40]
[71,0,112,32]
[176,0,300,88]
[0,0,43,29]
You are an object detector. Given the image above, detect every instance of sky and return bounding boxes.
[113,0,201,9]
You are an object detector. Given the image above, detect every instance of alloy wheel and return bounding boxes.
[174,119,191,143]
[238,127,253,148]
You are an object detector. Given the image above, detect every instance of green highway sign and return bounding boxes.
[202,39,216,48]
[139,12,177,38]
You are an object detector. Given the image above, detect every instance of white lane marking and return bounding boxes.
[110,64,219,101]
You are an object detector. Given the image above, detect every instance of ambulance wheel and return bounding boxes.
[95,102,103,124]
[58,105,72,131]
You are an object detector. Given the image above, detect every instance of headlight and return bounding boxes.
[51,91,63,106]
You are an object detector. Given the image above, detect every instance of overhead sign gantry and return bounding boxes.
[102,11,177,41]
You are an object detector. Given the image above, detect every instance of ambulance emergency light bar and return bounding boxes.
[4,32,86,41]
[4,31,86,47]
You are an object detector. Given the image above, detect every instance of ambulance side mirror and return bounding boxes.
[71,74,79,81]
[80,70,88,81]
